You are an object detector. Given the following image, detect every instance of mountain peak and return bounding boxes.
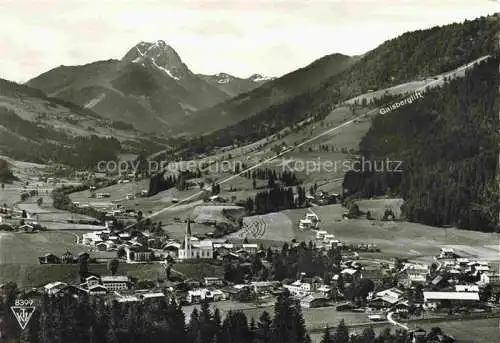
[248,73,274,82]
[121,40,188,80]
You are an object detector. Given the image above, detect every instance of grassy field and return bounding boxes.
[184,300,369,332]
[228,212,294,242]
[285,204,500,262]
[355,198,405,220]
[0,260,223,289]
[0,262,161,289]
[0,231,81,264]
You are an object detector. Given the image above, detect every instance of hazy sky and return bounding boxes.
[0,0,498,82]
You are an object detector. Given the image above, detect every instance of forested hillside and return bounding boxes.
[0,77,172,168]
[0,107,122,168]
[191,15,498,151]
[343,56,499,232]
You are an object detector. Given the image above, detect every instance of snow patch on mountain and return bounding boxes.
[151,58,181,80]
[249,74,273,82]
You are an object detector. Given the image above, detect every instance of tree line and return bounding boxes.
[0,281,452,343]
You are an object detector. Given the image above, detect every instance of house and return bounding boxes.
[19,224,36,232]
[241,244,258,255]
[141,292,166,301]
[101,276,131,291]
[315,230,327,240]
[116,295,140,303]
[125,246,153,263]
[438,248,458,259]
[204,277,224,287]
[317,285,332,298]
[88,284,108,296]
[399,263,429,286]
[341,268,361,282]
[284,280,315,297]
[84,275,101,288]
[43,282,68,295]
[210,289,226,301]
[186,288,223,304]
[431,275,447,288]
[250,281,279,294]
[423,291,479,309]
[299,219,313,230]
[305,212,319,223]
[61,251,75,264]
[479,271,500,286]
[341,251,359,260]
[38,253,60,264]
[369,288,405,309]
[455,285,479,292]
[209,195,226,203]
[323,234,335,243]
[95,242,108,251]
[300,294,328,309]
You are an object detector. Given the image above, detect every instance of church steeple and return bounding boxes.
[185,218,192,259]
[186,218,191,236]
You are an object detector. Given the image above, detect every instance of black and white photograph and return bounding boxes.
[0,1,499,342]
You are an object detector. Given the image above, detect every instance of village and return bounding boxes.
[2,203,498,332]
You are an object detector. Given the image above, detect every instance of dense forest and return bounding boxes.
[0,283,449,343]
[343,56,499,232]
[181,15,498,152]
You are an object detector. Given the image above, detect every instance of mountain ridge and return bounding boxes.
[27,40,274,133]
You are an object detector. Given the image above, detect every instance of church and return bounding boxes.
[177,219,214,260]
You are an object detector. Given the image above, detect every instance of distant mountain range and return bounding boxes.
[27,40,273,133]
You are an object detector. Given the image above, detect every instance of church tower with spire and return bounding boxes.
[185,218,192,258]
[178,217,213,260]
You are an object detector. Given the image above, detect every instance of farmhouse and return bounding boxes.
[300,294,328,309]
[369,288,405,309]
[38,253,60,264]
[43,282,68,295]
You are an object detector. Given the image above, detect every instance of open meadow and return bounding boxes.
[288,203,500,262]
[0,231,82,264]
